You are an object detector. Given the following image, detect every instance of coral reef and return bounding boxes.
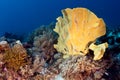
[99,27,120,80]
[0,25,119,80]
[54,8,107,60]
[28,23,58,64]
[2,41,29,71]
[27,22,57,44]
[19,55,58,80]
[58,55,110,80]
[0,7,120,80]
[0,40,58,80]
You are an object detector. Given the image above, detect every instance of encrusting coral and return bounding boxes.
[54,8,108,60]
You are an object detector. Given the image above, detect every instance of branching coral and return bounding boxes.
[3,41,29,71]
[54,8,107,60]
[29,23,58,63]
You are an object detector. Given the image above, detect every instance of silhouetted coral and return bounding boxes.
[27,22,57,44]
[0,32,24,43]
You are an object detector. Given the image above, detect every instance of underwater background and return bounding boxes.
[0,0,120,35]
[0,0,120,80]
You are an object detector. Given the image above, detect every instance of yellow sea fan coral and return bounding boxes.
[89,42,108,60]
[54,8,106,58]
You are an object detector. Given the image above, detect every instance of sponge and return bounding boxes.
[54,8,107,59]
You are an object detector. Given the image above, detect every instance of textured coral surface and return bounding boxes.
[3,43,29,71]
[89,42,108,60]
[54,8,106,58]
[59,55,109,80]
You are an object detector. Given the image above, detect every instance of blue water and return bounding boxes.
[0,0,120,35]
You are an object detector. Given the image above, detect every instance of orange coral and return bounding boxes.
[54,8,106,58]
[3,42,29,71]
